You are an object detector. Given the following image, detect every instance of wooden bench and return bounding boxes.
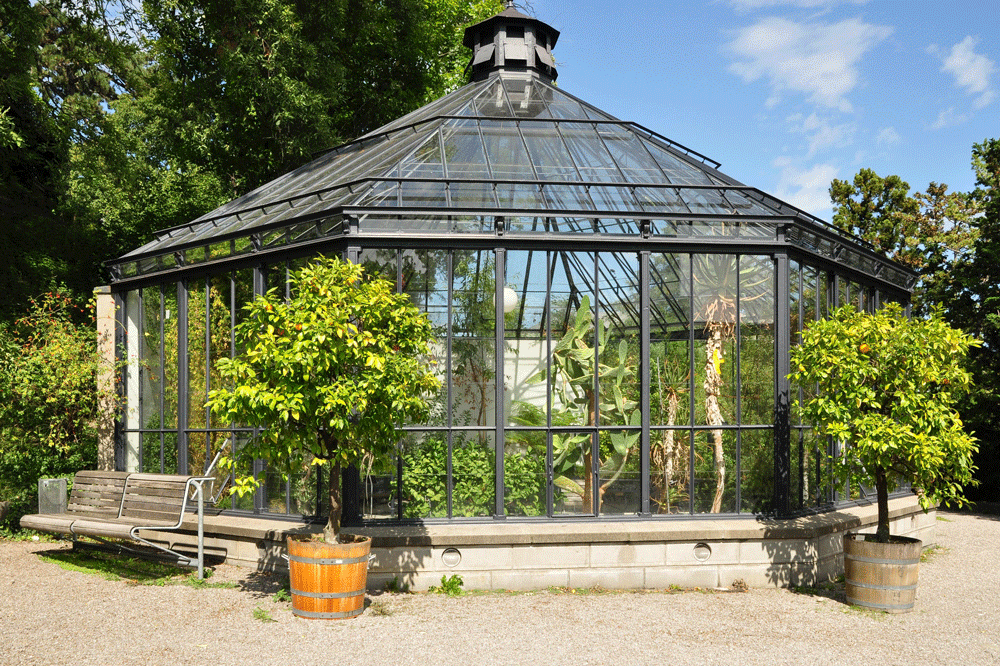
[21,470,214,578]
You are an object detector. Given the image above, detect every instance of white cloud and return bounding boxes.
[787,112,856,156]
[935,37,997,109]
[772,159,839,216]
[876,127,900,145]
[930,107,972,129]
[728,17,892,112]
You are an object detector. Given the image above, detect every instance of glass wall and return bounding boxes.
[116,243,908,521]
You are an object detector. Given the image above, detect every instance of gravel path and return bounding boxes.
[2,511,998,666]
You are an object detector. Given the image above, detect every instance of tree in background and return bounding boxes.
[2,0,504,325]
[830,168,980,315]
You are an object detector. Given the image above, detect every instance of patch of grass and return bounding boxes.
[253,606,276,622]
[272,587,292,603]
[367,600,393,616]
[36,548,233,588]
[920,544,948,563]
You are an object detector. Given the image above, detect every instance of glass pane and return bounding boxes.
[642,139,714,185]
[598,429,640,515]
[549,252,595,428]
[560,123,624,182]
[481,120,535,180]
[598,252,639,427]
[402,250,449,426]
[600,125,663,183]
[441,119,491,180]
[692,429,737,514]
[522,122,578,180]
[451,250,496,428]
[739,256,775,425]
[453,431,497,517]
[650,253,692,512]
[504,430,546,516]
[506,250,549,425]
[650,429,689,514]
[359,448,395,520]
[290,462,318,516]
[400,432,447,518]
[553,431,594,515]
[206,274,234,431]
[740,430,773,514]
[694,254,737,440]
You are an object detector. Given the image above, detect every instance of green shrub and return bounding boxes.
[0,291,107,530]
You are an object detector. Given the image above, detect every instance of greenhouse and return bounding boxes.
[106,4,917,543]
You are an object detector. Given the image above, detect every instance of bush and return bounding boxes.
[0,291,106,530]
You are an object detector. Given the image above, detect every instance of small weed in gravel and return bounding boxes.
[272,587,292,603]
[253,606,276,622]
[428,574,464,596]
[368,600,393,616]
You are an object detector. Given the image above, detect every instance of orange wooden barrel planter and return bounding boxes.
[844,533,921,614]
[287,534,371,620]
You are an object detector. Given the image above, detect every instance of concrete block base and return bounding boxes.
[148,495,935,592]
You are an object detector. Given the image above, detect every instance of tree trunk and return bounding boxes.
[874,466,890,543]
[705,326,726,513]
[322,433,342,543]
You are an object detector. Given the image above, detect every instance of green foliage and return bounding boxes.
[428,574,464,596]
[400,435,545,518]
[206,257,439,536]
[830,169,980,316]
[0,291,109,529]
[526,295,639,509]
[789,304,979,540]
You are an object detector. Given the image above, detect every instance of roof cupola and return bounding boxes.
[463,1,559,82]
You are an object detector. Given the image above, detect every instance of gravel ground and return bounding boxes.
[2,511,998,666]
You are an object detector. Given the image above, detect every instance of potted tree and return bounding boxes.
[789,303,978,612]
[207,257,439,619]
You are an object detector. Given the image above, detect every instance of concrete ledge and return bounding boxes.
[150,495,936,591]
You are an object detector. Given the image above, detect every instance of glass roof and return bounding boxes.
[113,71,912,291]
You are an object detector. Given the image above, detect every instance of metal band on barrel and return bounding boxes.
[290,587,365,599]
[287,553,369,565]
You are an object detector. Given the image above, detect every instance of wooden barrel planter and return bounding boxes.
[844,533,921,614]
[287,534,371,620]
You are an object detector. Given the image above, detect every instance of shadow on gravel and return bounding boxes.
[238,570,288,598]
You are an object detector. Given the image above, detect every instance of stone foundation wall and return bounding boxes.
[152,495,935,591]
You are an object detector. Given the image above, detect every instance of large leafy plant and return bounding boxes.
[789,304,979,541]
[207,257,439,541]
[528,296,639,512]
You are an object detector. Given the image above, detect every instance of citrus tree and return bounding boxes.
[207,257,439,541]
[789,304,979,541]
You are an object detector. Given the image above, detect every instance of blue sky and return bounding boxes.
[530,0,998,220]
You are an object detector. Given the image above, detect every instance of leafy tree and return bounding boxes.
[206,257,439,540]
[829,169,980,315]
[140,0,503,197]
[948,139,1000,500]
[789,304,979,541]
[0,290,110,529]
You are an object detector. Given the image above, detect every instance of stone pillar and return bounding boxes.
[95,286,116,471]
